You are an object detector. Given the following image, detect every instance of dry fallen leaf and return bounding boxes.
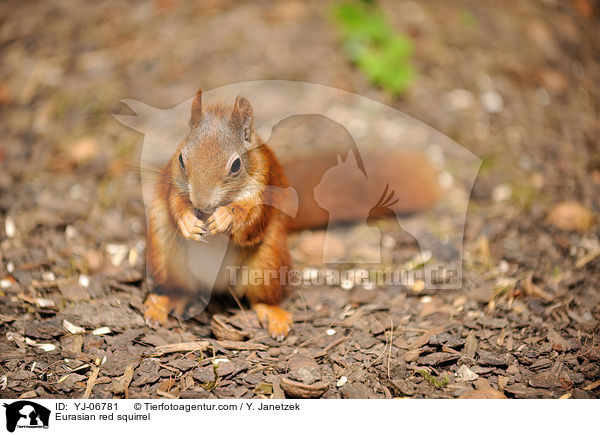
[546,201,594,232]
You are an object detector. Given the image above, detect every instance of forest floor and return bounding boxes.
[0,0,599,399]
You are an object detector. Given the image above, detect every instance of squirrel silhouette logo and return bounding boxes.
[313,150,425,264]
[3,401,50,432]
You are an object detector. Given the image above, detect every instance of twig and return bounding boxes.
[152,341,212,356]
[83,366,100,399]
[214,340,267,351]
[226,285,252,331]
[576,248,600,269]
[313,336,348,358]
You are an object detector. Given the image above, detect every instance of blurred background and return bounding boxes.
[1,0,598,275]
[0,0,599,399]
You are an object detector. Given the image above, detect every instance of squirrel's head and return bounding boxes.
[176,90,259,213]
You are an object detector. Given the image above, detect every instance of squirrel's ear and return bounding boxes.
[232,96,254,147]
[190,89,203,128]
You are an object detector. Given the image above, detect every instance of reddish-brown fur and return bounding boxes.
[145,92,294,339]
[144,92,440,340]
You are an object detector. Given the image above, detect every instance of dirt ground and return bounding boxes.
[0,0,599,399]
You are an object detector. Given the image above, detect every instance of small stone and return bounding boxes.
[5,216,16,238]
[78,275,90,287]
[42,271,56,281]
[456,365,479,381]
[480,90,503,113]
[492,184,512,202]
[444,88,474,111]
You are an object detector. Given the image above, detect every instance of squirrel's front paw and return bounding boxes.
[206,206,233,235]
[177,210,207,242]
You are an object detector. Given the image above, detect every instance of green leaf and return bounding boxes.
[332,0,417,96]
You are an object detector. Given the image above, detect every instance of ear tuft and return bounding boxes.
[232,96,254,147]
[190,89,203,128]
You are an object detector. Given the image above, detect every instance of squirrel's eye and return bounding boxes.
[230,157,241,174]
[179,153,185,169]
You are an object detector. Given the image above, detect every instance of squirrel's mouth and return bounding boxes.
[193,208,209,220]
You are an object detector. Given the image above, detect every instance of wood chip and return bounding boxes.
[109,364,135,397]
[582,379,600,391]
[92,327,111,336]
[152,341,212,355]
[464,334,478,358]
[210,315,250,341]
[63,319,85,334]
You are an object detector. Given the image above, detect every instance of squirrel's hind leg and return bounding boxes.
[243,220,293,341]
[144,220,200,327]
[144,292,186,327]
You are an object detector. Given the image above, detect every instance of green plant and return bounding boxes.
[415,369,450,389]
[332,0,416,96]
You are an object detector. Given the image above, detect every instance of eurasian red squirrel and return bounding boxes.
[144,90,439,340]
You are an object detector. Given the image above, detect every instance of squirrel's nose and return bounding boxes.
[189,189,213,212]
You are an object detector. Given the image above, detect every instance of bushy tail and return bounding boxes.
[282,148,440,230]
